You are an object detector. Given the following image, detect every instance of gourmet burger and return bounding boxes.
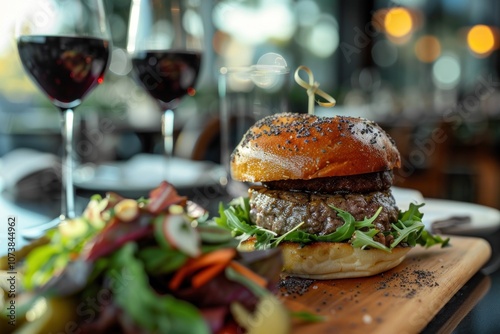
[217,112,448,279]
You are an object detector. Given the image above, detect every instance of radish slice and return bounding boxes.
[163,214,201,257]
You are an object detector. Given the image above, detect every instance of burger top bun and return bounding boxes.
[231,112,401,183]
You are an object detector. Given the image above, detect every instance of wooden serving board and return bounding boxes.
[278,236,491,334]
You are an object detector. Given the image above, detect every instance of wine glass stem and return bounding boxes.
[61,108,76,219]
[163,108,174,157]
[162,108,175,180]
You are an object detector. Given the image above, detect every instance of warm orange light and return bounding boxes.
[467,25,495,56]
[372,9,388,32]
[384,8,413,38]
[414,35,441,63]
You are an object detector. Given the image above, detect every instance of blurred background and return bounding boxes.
[0,0,499,208]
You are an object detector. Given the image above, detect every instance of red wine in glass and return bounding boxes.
[131,50,202,107]
[16,0,110,240]
[131,50,202,163]
[127,0,204,182]
[17,35,109,109]
[17,36,109,238]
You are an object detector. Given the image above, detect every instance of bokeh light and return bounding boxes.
[384,8,413,38]
[294,11,339,58]
[414,35,441,63]
[109,48,132,76]
[306,15,339,58]
[295,0,320,27]
[212,2,295,45]
[432,54,461,89]
[467,25,495,57]
[183,8,204,38]
[371,40,398,67]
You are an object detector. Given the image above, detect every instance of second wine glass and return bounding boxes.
[127,0,204,176]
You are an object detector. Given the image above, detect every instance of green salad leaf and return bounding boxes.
[214,198,450,252]
[108,243,209,334]
[23,216,104,290]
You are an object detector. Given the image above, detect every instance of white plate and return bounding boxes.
[392,187,500,236]
[74,154,226,193]
[419,198,500,236]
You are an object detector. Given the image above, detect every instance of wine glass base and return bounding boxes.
[21,215,66,240]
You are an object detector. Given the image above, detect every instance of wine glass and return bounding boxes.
[127,0,204,176]
[16,0,111,239]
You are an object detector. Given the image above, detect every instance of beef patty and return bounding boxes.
[262,170,394,195]
[249,186,399,236]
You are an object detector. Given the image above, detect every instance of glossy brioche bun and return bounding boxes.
[239,238,411,279]
[231,112,401,183]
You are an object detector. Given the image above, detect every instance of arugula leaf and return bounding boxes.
[389,220,425,248]
[399,202,425,222]
[390,203,450,249]
[270,222,305,247]
[214,202,230,229]
[416,229,451,248]
[225,208,260,237]
[352,230,390,252]
[354,206,383,228]
[271,229,315,244]
[255,231,277,249]
[322,207,356,241]
[214,198,449,252]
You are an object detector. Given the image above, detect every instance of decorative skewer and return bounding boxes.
[294,65,336,114]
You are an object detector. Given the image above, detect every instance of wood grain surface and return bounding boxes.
[278,236,491,334]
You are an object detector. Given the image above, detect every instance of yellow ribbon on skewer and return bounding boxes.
[294,65,336,114]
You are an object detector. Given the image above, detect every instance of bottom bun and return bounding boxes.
[239,239,411,279]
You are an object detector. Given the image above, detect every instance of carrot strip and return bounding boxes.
[191,263,227,288]
[169,248,236,290]
[228,260,268,288]
[187,248,236,271]
[169,264,191,290]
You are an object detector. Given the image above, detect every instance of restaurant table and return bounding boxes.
[1,187,499,333]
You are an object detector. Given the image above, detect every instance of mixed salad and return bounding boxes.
[0,182,294,334]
